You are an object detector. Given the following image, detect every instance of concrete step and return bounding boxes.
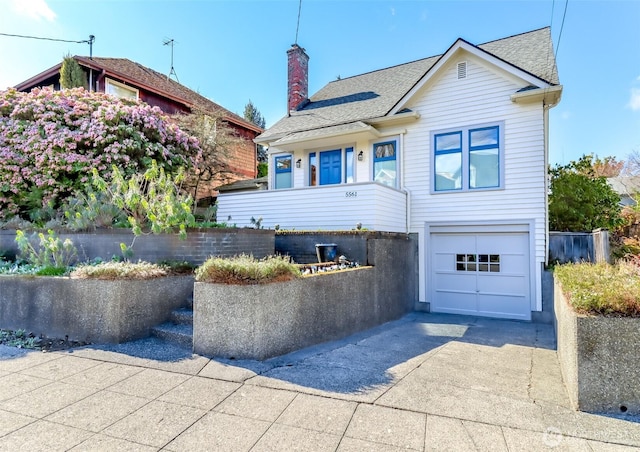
[151,322,193,349]
[171,307,193,325]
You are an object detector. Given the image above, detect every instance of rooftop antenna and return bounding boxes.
[88,34,95,59]
[88,35,95,91]
[163,38,179,82]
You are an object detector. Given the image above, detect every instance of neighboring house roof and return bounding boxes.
[259,27,559,143]
[607,176,640,205]
[217,176,268,193]
[14,56,262,134]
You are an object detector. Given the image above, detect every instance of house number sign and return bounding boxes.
[345,191,358,198]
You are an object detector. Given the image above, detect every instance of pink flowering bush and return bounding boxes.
[0,87,201,220]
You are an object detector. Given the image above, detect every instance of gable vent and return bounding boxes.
[457,61,467,79]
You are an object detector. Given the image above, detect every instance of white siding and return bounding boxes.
[402,53,547,310]
[217,182,407,232]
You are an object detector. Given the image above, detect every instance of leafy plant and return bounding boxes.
[249,216,263,229]
[34,266,69,276]
[0,261,39,275]
[59,54,88,89]
[195,254,300,285]
[549,155,623,232]
[15,229,77,268]
[62,189,125,231]
[0,87,201,220]
[92,161,195,236]
[555,261,640,316]
[1,329,42,349]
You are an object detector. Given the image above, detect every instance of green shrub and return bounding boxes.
[195,254,300,285]
[62,190,126,231]
[34,266,68,276]
[554,261,640,316]
[70,261,169,280]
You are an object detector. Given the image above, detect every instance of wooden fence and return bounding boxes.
[549,229,610,264]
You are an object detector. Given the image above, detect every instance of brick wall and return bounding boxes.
[0,229,274,265]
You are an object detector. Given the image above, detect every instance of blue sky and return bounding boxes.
[0,0,638,166]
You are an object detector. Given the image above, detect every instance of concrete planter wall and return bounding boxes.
[0,275,193,343]
[554,280,640,414]
[195,267,409,360]
[194,231,417,359]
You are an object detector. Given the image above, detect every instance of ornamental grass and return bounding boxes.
[554,261,640,317]
[195,254,301,285]
[70,261,168,280]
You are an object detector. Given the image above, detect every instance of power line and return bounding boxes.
[554,0,569,59]
[294,0,302,44]
[0,32,91,44]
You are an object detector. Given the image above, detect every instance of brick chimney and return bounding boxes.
[287,44,309,113]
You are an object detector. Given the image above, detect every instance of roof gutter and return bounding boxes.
[270,123,381,151]
[365,110,421,127]
[511,85,563,107]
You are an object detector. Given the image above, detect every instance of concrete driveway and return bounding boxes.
[0,312,639,451]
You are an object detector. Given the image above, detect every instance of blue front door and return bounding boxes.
[319,150,342,185]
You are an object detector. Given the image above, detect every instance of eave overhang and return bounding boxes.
[510,85,563,107]
[269,121,381,152]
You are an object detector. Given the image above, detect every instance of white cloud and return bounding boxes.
[390,7,396,16]
[630,87,640,111]
[10,0,56,22]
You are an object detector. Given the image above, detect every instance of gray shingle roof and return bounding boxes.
[260,27,558,142]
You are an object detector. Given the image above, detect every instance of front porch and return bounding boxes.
[217,182,407,232]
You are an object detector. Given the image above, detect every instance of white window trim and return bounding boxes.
[272,153,293,190]
[105,78,139,99]
[371,138,399,189]
[430,121,505,194]
[304,144,356,187]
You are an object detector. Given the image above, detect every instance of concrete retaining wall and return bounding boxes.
[0,275,193,343]
[555,280,640,414]
[0,229,274,264]
[194,233,417,359]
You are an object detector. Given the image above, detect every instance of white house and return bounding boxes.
[218,27,562,321]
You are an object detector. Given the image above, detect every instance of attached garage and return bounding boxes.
[427,224,533,321]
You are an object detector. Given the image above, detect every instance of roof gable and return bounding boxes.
[390,28,558,114]
[259,27,559,143]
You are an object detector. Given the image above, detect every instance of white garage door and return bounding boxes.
[430,231,531,320]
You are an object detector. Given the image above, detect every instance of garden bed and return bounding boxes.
[0,275,193,343]
[193,234,416,360]
[194,267,398,360]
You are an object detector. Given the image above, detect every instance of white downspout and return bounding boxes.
[400,132,410,233]
[544,103,550,265]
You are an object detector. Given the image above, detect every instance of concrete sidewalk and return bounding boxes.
[0,312,638,451]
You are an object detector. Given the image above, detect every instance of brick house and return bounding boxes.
[15,56,263,199]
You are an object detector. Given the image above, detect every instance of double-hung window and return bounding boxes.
[274,155,292,189]
[433,123,502,192]
[373,140,397,188]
